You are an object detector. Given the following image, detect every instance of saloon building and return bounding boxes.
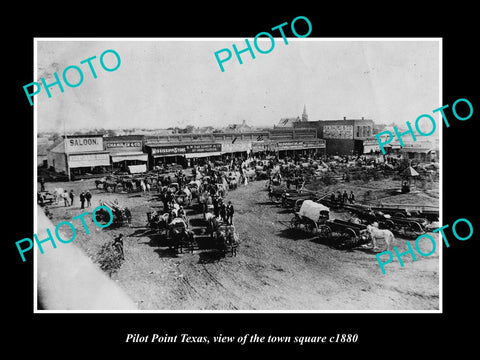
[47,134,111,179]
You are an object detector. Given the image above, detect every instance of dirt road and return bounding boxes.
[42,177,439,311]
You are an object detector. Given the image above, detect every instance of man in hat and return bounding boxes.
[226,201,235,225]
[69,189,75,206]
[219,200,227,222]
[85,190,92,207]
[80,191,86,209]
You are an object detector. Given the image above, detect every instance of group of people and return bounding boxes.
[330,190,355,205]
[61,189,92,208]
[212,196,235,225]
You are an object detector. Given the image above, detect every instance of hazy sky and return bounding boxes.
[36,39,440,133]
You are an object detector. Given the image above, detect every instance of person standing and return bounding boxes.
[343,190,349,204]
[178,206,186,221]
[219,201,227,222]
[80,191,86,209]
[39,177,45,192]
[69,190,75,206]
[85,190,92,207]
[178,172,183,189]
[213,195,219,217]
[226,201,234,225]
[62,190,69,207]
[336,191,342,205]
[349,191,355,204]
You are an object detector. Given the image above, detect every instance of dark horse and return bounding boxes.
[169,226,195,254]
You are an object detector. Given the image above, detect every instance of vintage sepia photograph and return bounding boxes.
[34,38,441,312]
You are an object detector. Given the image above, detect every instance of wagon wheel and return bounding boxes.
[341,228,356,239]
[305,220,317,233]
[343,228,358,247]
[409,221,423,233]
[317,224,332,238]
[289,216,300,229]
[384,220,395,229]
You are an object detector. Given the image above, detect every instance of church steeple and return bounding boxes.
[302,104,308,122]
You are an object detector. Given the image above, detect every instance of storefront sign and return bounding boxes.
[275,141,324,151]
[185,143,222,153]
[221,141,251,153]
[68,152,110,168]
[151,146,186,156]
[106,141,142,149]
[301,140,325,148]
[251,142,269,152]
[323,125,354,139]
[65,136,104,153]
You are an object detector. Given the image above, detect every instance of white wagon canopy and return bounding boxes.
[298,200,330,222]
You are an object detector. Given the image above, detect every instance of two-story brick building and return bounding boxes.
[293,117,374,155]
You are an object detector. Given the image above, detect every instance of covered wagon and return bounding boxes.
[290,200,330,233]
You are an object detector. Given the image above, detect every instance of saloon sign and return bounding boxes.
[65,136,104,153]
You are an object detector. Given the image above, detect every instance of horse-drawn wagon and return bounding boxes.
[345,204,427,239]
[281,190,316,208]
[213,223,239,256]
[267,185,289,203]
[317,219,372,249]
[187,180,203,200]
[174,187,192,207]
[146,210,170,236]
[95,200,132,227]
[371,204,439,222]
[382,216,427,238]
[167,217,194,253]
[289,200,330,233]
[37,191,56,206]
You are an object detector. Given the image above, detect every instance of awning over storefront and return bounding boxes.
[111,152,148,162]
[185,152,222,159]
[128,164,147,173]
[68,152,110,168]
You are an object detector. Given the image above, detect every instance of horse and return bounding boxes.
[95,178,106,189]
[168,218,194,253]
[205,212,220,237]
[216,183,227,198]
[228,178,237,190]
[52,188,64,203]
[366,224,395,251]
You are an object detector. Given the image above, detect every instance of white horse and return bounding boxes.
[52,188,64,204]
[367,223,395,251]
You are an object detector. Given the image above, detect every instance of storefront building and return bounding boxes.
[47,134,111,179]
[104,135,148,173]
[294,118,374,155]
[145,141,222,168]
[274,139,326,158]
